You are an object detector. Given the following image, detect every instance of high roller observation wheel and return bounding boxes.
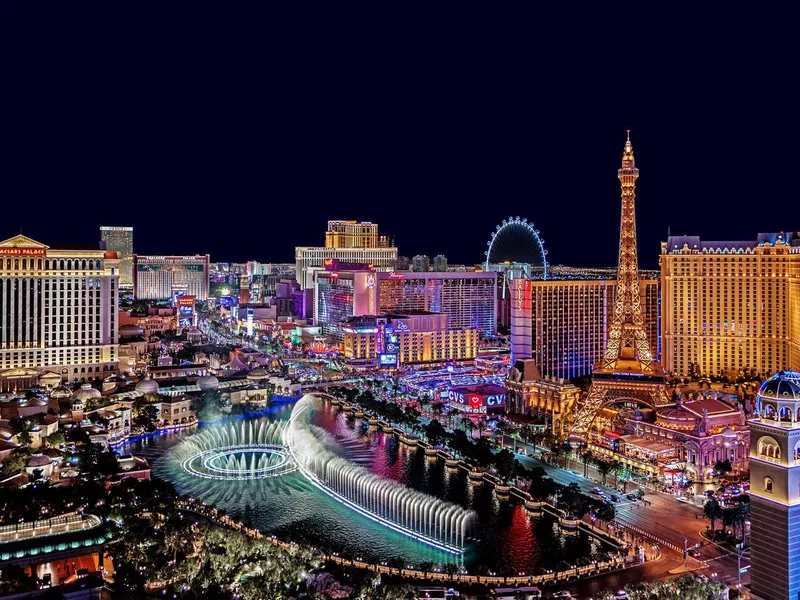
[484,216,548,279]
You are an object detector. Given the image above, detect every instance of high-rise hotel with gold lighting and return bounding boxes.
[661,232,800,377]
[510,278,660,381]
[0,235,120,386]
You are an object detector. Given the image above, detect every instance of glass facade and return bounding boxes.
[378,273,496,336]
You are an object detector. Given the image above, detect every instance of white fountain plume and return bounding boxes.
[286,395,476,554]
[167,419,299,481]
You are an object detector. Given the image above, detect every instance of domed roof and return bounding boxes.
[721,427,738,439]
[50,385,73,399]
[197,375,220,391]
[247,367,269,380]
[135,377,160,395]
[26,454,52,468]
[656,405,695,422]
[758,371,800,401]
[73,384,101,401]
[20,396,48,407]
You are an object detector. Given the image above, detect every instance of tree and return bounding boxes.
[0,447,32,478]
[581,449,593,478]
[493,448,518,484]
[44,431,65,447]
[713,459,732,477]
[134,404,160,432]
[423,419,448,447]
[594,458,613,485]
[597,502,616,523]
[703,498,722,538]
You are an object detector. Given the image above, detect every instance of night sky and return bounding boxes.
[2,8,795,270]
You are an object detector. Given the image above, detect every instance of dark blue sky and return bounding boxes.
[1,7,795,270]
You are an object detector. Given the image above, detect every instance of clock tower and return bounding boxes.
[748,370,800,600]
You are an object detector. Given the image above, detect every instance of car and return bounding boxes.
[625,493,638,501]
[609,494,620,502]
[593,487,603,494]
[551,592,573,599]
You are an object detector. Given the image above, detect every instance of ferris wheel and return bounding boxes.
[484,216,548,279]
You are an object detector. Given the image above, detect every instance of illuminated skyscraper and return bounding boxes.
[661,232,800,377]
[433,255,448,272]
[100,226,133,286]
[133,255,210,300]
[0,235,120,386]
[412,255,430,272]
[324,220,390,248]
[296,220,397,289]
[314,270,497,341]
[510,278,660,380]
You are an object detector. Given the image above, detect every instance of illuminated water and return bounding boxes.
[131,397,609,573]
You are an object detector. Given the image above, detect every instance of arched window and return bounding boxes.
[780,406,793,422]
[21,259,26,269]
[81,260,86,270]
[763,403,777,419]
[764,477,774,493]
[758,436,781,460]
[95,260,101,270]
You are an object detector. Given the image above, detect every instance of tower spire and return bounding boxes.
[566,133,667,442]
[622,129,635,168]
[603,130,651,370]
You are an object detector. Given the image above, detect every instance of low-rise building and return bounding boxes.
[341,311,478,366]
[590,394,749,484]
[158,394,195,427]
[505,358,581,439]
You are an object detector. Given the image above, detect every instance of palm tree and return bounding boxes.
[581,450,594,478]
[608,460,623,487]
[594,458,612,486]
[704,498,722,539]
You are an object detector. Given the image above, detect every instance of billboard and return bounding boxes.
[379,353,398,367]
[447,387,505,414]
[177,296,195,326]
[137,263,205,272]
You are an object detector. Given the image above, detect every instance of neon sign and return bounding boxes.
[0,248,46,256]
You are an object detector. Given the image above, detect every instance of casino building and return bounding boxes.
[341,311,478,366]
[314,269,497,342]
[133,254,210,300]
[296,220,397,289]
[510,277,660,380]
[660,232,800,378]
[0,235,120,383]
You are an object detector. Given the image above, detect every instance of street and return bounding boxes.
[503,435,750,593]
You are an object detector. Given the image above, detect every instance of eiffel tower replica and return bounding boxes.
[568,132,668,441]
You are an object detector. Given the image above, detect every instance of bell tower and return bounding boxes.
[748,370,800,600]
